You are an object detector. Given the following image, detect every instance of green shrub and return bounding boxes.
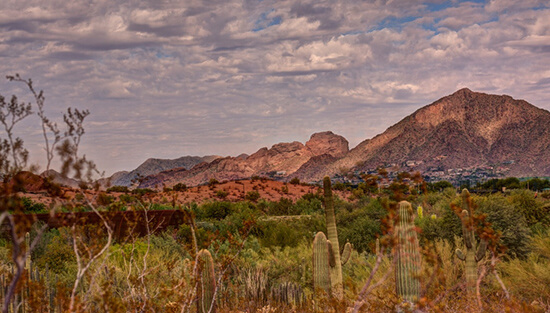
[208,178,219,187]
[22,197,47,213]
[198,201,234,220]
[173,183,187,192]
[289,177,300,185]
[132,188,156,196]
[245,190,260,202]
[477,194,531,259]
[216,189,229,199]
[106,185,129,193]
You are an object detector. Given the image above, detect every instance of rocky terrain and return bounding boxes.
[327,88,550,180]
[138,131,348,188]
[96,88,550,189]
[102,155,221,187]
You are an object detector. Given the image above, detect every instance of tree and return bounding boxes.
[0,74,100,313]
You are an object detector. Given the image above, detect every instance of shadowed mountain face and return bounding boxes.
[126,88,550,188]
[106,155,221,187]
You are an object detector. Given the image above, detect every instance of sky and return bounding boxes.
[1,0,549,176]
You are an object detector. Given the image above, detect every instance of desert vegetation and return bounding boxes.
[2,75,550,312]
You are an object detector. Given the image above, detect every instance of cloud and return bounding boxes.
[0,0,549,175]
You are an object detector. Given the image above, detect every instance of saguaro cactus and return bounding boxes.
[455,189,487,293]
[197,249,216,313]
[324,176,344,299]
[312,177,352,299]
[395,201,421,304]
[312,232,352,295]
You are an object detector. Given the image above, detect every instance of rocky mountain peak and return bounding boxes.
[305,131,349,158]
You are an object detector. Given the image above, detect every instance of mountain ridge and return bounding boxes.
[104,88,550,188]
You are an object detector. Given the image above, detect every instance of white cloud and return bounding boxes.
[0,0,549,175]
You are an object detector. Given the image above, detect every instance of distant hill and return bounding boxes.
[125,88,550,188]
[138,131,348,188]
[103,155,221,187]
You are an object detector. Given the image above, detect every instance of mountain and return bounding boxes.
[320,88,550,180]
[105,155,221,187]
[42,169,81,188]
[135,88,550,188]
[138,131,348,188]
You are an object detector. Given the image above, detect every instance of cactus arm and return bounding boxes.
[327,240,336,267]
[461,210,473,249]
[341,242,352,266]
[313,232,331,293]
[456,249,466,261]
[476,239,488,262]
[461,189,471,213]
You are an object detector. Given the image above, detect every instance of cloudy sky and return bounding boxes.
[1,0,549,176]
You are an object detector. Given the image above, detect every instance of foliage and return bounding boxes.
[21,197,47,213]
[476,193,531,259]
[173,183,187,192]
[245,190,260,202]
[131,188,156,196]
[427,180,454,192]
[215,189,229,199]
[289,177,300,185]
[106,185,129,193]
[477,177,521,190]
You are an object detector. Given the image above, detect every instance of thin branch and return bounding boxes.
[476,262,487,311]
[352,252,396,313]
[69,201,113,312]
[490,251,510,300]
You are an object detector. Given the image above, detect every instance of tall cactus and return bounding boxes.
[312,177,352,299]
[197,249,216,313]
[395,201,421,304]
[455,189,487,293]
[323,176,344,299]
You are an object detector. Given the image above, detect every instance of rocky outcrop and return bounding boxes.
[305,131,349,158]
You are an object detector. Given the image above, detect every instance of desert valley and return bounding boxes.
[2,1,550,312]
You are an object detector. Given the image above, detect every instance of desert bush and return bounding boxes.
[197,201,234,220]
[216,189,229,199]
[499,230,550,303]
[131,188,156,196]
[289,177,300,185]
[508,189,549,231]
[293,197,323,215]
[245,190,261,202]
[106,185,130,193]
[97,192,114,206]
[22,197,47,213]
[337,200,385,253]
[173,183,187,192]
[208,178,219,187]
[477,194,531,259]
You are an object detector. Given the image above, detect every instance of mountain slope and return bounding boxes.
[321,88,550,180]
[108,155,221,187]
[138,131,348,188]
